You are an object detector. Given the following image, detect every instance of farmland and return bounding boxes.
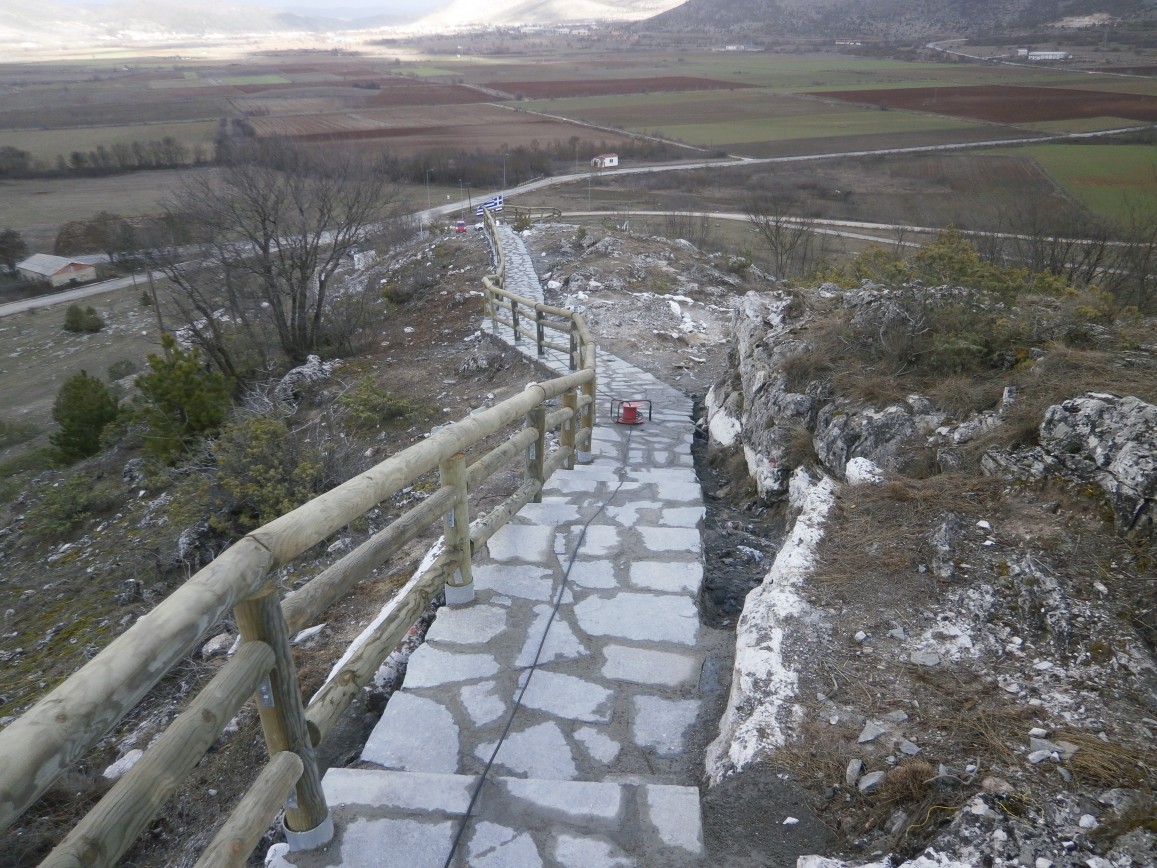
[0,42,1155,258]
[0,121,218,167]
[816,84,1157,124]
[997,143,1157,220]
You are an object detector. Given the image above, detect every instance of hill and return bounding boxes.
[644,0,1155,40]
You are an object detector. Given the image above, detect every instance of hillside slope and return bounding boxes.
[645,0,1155,39]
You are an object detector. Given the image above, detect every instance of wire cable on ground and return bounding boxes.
[442,423,636,868]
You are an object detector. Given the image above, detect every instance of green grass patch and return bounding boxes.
[217,74,291,85]
[0,121,216,164]
[653,111,979,147]
[1011,143,1157,221]
[1020,117,1142,133]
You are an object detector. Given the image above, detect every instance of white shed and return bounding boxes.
[16,254,97,288]
[591,153,619,169]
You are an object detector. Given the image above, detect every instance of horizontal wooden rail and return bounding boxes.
[194,751,304,868]
[490,314,577,359]
[545,406,575,430]
[470,479,542,551]
[305,554,452,745]
[282,486,457,634]
[42,641,276,868]
[0,538,274,833]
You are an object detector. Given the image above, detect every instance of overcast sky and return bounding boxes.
[50,0,436,10]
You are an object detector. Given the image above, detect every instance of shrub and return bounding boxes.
[725,255,752,276]
[0,418,39,449]
[50,371,119,462]
[133,335,231,464]
[337,379,425,432]
[211,417,324,531]
[23,474,124,539]
[107,359,139,381]
[62,305,104,333]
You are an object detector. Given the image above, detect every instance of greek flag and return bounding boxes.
[475,195,504,216]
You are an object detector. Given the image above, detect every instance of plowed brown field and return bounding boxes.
[816,85,1157,124]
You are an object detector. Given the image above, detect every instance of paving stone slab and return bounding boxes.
[425,604,508,645]
[362,693,459,773]
[573,592,700,645]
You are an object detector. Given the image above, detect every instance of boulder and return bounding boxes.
[274,355,333,409]
[1038,393,1156,536]
[983,393,1156,537]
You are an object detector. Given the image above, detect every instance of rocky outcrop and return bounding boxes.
[708,292,1155,539]
[274,355,333,410]
[706,467,837,783]
[705,290,947,499]
[983,393,1157,537]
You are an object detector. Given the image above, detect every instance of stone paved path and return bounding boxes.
[274,224,708,868]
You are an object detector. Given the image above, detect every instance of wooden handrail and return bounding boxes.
[0,205,597,866]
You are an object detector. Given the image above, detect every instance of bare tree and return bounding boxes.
[747,197,827,280]
[1110,195,1157,313]
[151,140,404,371]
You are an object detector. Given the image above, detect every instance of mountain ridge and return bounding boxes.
[643,0,1156,39]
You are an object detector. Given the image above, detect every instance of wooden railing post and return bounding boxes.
[562,391,577,471]
[510,297,520,343]
[440,452,474,605]
[535,309,545,356]
[526,406,546,503]
[489,291,498,336]
[579,375,595,464]
[569,322,578,371]
[233,584,332,849]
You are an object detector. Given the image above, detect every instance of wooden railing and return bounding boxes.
[0,208,595,867]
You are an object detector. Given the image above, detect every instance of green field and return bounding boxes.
[658,110,981,147]
[1010,143,1157,221]
[443,52,1088,91]
[524,88,988,150]
[217,73,291,85]
[0,120,217,164]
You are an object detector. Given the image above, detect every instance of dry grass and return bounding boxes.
[811,474,1004,598]
[879,760,936,804]
[781,316,849,392]
[781,420,819,469]
[966,342,1157,460]
[1055,729,1156,788]
[928,374,1002,421]
[776,716,861,794]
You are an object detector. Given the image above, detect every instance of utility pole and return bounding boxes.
[425,169,431,209]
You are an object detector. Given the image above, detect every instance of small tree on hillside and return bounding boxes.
[0,228,27,273]
[133,335,232,463]
[51,370,119,462]
[63,304,105,333]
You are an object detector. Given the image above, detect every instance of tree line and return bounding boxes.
[0,138,209,180]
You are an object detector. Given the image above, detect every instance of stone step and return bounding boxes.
[270,767,702,868]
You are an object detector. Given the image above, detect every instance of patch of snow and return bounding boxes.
[102,749,143,780]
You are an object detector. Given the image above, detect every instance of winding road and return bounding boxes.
[2,121,1150,319]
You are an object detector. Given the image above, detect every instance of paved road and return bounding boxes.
[6,121,1148,320]
[0,272,156,318]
